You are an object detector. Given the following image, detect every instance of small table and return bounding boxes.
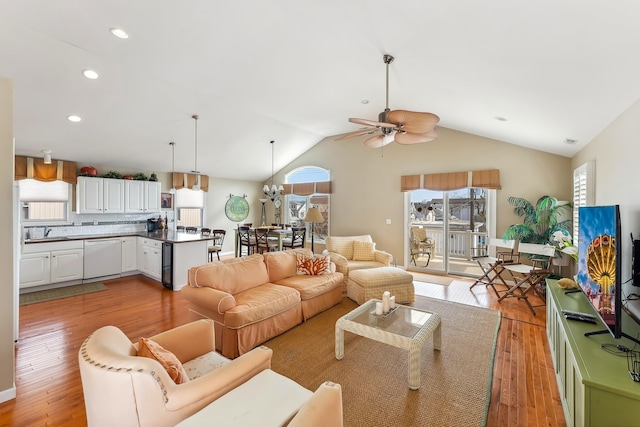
[335,299,441,390]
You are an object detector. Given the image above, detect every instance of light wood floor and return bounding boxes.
[0,273,565,427]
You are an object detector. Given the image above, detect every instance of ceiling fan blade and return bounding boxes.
[334,129,377,140]
[394,130,439,145]
[349,117,397,129]
[387,110,440,134]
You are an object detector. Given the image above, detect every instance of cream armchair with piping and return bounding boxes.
[324,235,393,277]
[78,319,272,427]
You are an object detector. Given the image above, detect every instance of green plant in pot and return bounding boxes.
[502,196,572,266]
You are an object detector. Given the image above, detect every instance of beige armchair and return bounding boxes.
[79,320,272,427]
[410,227,436,267]
[324,235,393,277]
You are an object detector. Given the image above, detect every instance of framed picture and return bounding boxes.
[161,193,173,209]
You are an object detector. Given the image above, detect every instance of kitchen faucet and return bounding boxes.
[44,226,51,237]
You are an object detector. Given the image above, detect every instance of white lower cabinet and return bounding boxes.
[137,237,161,281]
[20,241,84,289]
[121,237,137,273]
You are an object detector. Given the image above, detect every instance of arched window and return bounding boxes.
[284,166,330,245]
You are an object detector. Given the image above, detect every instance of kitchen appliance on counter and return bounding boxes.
[147,218,158,232]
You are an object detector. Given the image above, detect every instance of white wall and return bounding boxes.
[0,77,16,402]
[571,97,640,281]
[271,126,572,262]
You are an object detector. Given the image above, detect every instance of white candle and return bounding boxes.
[375,301,384,315]
[382,291,391,313]
[390,295,396,309]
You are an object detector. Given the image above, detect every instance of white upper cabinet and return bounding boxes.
[79,177,160,214]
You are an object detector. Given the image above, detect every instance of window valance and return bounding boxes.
[172,172,210,192]
[14,156,77,185]
[400,169,501,192]
[282,181,333,196]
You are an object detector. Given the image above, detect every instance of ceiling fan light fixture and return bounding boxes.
[339,54,439,148]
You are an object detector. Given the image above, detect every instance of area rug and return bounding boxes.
[19,282,107,306]
[265,296,501,427]
[410,272,454,286]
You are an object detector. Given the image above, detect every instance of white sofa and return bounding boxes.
[324,235,393,277]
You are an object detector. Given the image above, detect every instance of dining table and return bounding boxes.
[234,226,292,257]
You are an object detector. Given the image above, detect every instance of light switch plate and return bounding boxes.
[386,219,391,224]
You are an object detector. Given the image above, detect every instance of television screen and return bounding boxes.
[577,205,622,338]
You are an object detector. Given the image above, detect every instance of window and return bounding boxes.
[285,166,330,243]
[175,188,204,227]
[573,162,595,245]
[19,179,70,223]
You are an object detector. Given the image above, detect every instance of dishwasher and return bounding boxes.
[84,238,122,279]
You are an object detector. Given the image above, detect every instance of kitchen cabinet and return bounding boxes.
[77,176,125,214]
[124,181,161,213]
[20,241,84,288]
[137,237,161,281]
[121,237,137,273]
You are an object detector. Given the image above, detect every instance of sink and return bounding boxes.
[26,236,69,242]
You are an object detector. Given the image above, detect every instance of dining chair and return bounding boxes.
[469,237,517,292]
[186,226,198,233]
[494,243,556,315]
[208,229,226,261]
[254,227,278,253]
[237,226,255,256]
[201,228,212,235]
[282,227,306,250]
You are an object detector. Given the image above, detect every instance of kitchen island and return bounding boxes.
[21,229,213,292]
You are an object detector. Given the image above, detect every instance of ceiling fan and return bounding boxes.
[337,54,440,148]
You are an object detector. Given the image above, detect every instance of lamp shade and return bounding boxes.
[304,207,323,223]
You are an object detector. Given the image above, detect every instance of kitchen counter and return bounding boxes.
[24,230,215,245]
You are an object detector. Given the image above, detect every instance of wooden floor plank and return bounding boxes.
[0,272,566,426]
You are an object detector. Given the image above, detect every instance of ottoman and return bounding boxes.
[347,267,415,305]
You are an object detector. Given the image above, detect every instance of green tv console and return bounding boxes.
[546,279,640,426]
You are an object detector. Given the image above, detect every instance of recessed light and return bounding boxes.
[564,138,578,145]
[109,28,129,39]
[361,100,369,104]
[494,116,508,122]
[82,69,99,80]
[67,115,82,123]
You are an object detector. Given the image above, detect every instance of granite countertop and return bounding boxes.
[24,230,214,244]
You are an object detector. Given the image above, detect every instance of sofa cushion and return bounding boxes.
[263,248,313,282]
[352,241,375,261]
[275,273,344,301]
[326,235,373,260]
[183,351,230,380]
[137,337,189,384]
[296,253,331,276]
[189,254,269,294]
[224,284,301,329]
[348,260,389,272]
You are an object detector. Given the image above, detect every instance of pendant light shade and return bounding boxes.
[264,140,284,201]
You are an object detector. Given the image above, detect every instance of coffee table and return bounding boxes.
[335,299,441,390]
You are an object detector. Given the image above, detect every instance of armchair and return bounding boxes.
[324,235,393,277]
[78,319,272,427]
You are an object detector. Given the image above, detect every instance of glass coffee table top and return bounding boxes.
[345,299,435,339]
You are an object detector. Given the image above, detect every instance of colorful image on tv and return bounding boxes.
[578,205,617,329]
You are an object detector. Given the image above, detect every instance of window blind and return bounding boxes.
[573,162,595,244]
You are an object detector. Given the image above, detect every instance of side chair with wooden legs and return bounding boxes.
[470,238,517,296]
[494,243,556,315]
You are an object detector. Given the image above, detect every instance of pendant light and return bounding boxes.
[169,141,176,194]
[191,114,201,191]
[263,140,284,201]
[42,149,52,164]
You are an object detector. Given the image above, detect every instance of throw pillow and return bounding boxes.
[296,253,331,276]
[137,337,189,384]
[353,241,375,261]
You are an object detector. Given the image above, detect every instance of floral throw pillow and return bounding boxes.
[296,253,331,275]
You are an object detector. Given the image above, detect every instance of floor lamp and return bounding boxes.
[304,207,323,254]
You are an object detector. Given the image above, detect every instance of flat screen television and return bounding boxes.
[577,205,639,344]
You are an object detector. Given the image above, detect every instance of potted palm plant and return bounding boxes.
[502,195,573,258]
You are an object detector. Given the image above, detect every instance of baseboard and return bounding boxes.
[0,385,16,404]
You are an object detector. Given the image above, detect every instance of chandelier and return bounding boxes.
[263,140,284,202]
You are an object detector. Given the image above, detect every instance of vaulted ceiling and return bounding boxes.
[2,1,640,181]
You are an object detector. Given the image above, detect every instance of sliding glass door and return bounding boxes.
[408,188,490,277]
